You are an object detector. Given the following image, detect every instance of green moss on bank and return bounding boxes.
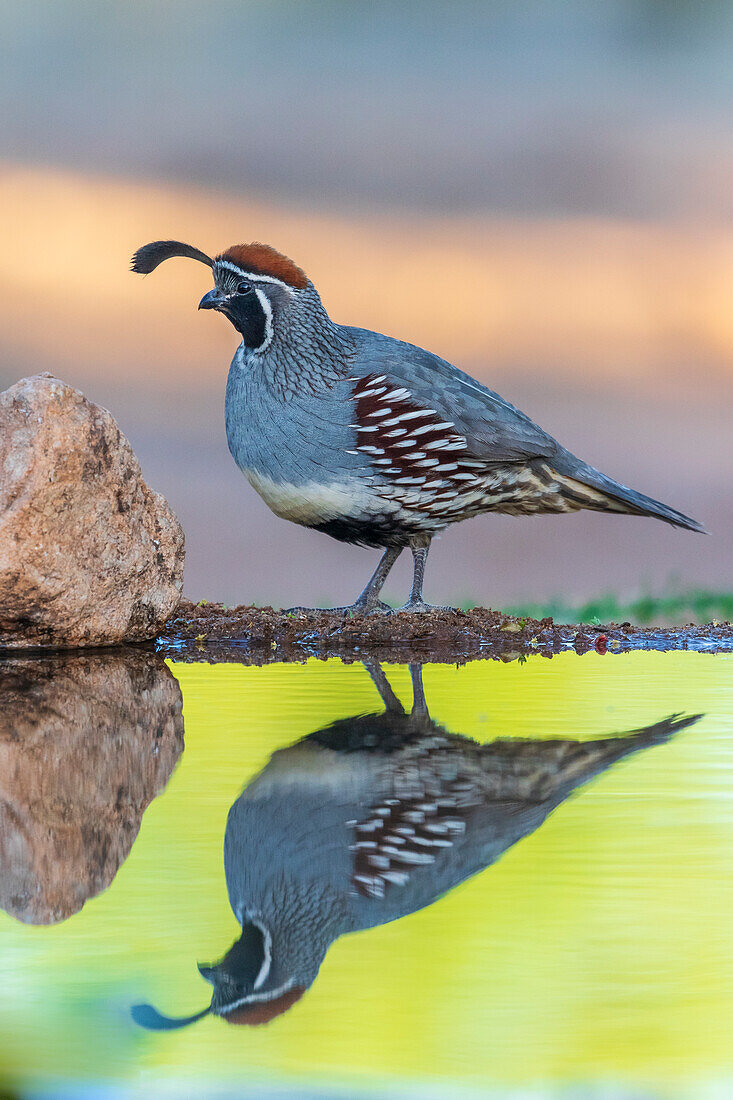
[502,590,733,627]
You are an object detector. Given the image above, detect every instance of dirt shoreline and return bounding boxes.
[156,599,733,665]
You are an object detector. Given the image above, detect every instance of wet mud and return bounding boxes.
[157,599,733,665]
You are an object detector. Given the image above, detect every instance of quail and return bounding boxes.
[132,240,703,613]
[132,662,700,1029]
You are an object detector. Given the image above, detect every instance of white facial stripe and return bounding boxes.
[215,259,293,289]
[253,921,272,991]
[220,978,296,1014]
[253,287,274,353]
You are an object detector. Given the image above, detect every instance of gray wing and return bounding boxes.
[345,714,700,930]
[344,326,564,466]
[342,327,703,531]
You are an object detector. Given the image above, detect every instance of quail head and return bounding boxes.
[131,662,700,1029]
[132,239,703,613]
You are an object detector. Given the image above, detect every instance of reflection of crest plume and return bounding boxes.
[0,651,184,924]
[134,661,699,1029]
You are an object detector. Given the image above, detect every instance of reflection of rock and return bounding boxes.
[0,374,184,648]
[0,650,184,923]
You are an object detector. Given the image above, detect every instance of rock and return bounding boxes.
[0,650,184,924]
[0,374,184,648]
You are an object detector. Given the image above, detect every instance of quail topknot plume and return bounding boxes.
[131,239,703,613]
[131,661,701,1030]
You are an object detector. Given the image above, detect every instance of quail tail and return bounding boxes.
[553,459,705,532]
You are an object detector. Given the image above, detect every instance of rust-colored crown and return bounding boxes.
[216,243,308,289]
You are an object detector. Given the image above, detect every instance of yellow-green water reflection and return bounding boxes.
[1,651,733,1098]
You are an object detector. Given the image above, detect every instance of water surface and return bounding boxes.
[1,650,732,1098]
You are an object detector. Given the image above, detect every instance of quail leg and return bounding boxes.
[392,539,456,614]
[363,658,405,714]
[285,546,402,616]
[408,662,430,719]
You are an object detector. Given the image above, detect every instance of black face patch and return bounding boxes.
[219,286,268,349]
[200,920,268,998]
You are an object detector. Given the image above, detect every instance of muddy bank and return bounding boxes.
[157,600,733,664]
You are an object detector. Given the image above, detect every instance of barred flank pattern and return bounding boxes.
[347,374,607,526]
[347,373,486,521]
[350,794,467,899]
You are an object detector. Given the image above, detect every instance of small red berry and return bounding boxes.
[595,634,608,654]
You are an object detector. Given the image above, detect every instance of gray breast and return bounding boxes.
[224,349,385,528]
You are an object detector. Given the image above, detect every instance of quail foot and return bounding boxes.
[132,240,703,613]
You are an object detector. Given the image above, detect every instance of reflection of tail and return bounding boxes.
[624,713,703,746]
[478,713,703,805]
[572,712,703,779]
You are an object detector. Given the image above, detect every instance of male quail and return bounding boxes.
[132,662,700,1029]
[132,240,703,613]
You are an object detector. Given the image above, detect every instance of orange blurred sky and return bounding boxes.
[2,162,733,394]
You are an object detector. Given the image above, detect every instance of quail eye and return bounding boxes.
[237,281,253,295]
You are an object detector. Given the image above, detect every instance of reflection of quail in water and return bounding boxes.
[132,240,702,613]
[133,664,700,1029]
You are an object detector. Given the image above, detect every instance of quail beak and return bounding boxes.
[198,288,224,311]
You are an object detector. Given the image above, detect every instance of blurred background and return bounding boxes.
[1,0,732,610]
